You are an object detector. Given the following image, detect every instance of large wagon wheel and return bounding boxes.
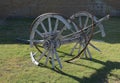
[30,13,73,69]
[66,12,98,62]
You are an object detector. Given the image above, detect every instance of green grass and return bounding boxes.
[0,17,120,83]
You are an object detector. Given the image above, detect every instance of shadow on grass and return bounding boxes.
[0,17,120,44]
[41,58,120,83]
[79,58,120,83]
[0,18,32,44]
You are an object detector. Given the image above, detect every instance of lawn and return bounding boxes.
[0,16,120,83]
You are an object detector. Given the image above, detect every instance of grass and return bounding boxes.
[0,16,120,83]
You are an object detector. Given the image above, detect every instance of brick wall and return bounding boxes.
[105,0,120,10]
[0,0,119,18]
[0,0,89,18]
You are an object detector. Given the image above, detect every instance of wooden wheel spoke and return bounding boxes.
[86,47,92,59]
[78,42,82,54]
[40,22,47,33]
[35,29,43,37]
[38,50,48,61]
[79,16,82,28]
[45,50,51,65]
[33,40,44,44]
[89,43,101,52]
[81,43,87,58]
[51,50,55,68]
[84,17,89,28]
[48,17,52,32]
[82,23,93,31]
[70,41,80,55]
[54,19,59,32]
[56,26,66,38]
[54,49,62,69]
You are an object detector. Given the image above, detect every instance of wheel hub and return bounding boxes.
[43,32,61,50]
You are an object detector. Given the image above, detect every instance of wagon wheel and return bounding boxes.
[65,12,97,62]
[30,13,73,69]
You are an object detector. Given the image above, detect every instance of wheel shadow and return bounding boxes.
[78,58,120,83]
[42,58,120,83]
